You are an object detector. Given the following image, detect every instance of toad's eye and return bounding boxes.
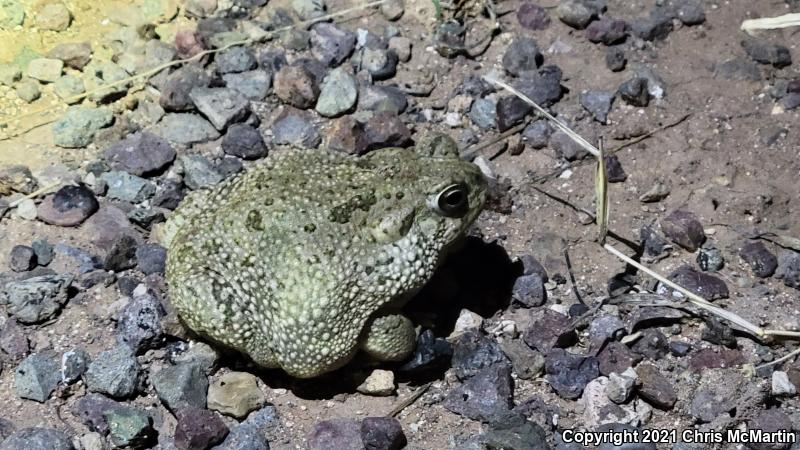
[434,183,469,217]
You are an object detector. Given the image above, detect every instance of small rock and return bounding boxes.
[357,84,407,114]
[60,348,89,384]
[363,111,411,150]
[669,340,691,357]
[388,36,411,62]
[597,341,641,376]
[361,417,405,450]
[606,368,636,403]
[499,339,544,380]
[0,319,28,360]
[523,309,575,354]
[316,67,358,117]
[668,265,729,300]
[9,245,36,272]
[53,75,84,101]
[775,250,800,289]
[212,423,269,450]
[26,58,63,83]
[135,243,166,275]
[52,106,114,148]
[580,90,615,123]
[551,129,589,161]
[502,37,542,76]
[30,239,53,266]
[605,47,626,71]
[307,419,363,450]
[47,42,92,69]
[379,0,404,20]
[545,348,600,399]
[273,64,320,109]
[155,113,220,145]
[1,274,73,324]
[222,123,266,160]
[215,46,256,74]
[311,22,356,67]
[469,98,497,130]
[630,329,669,360]
[15,198,37,220]
[631,9,673,41]
[618,77,650,107]
[103,131,176,177]
[556,0,599,29]
[495,96,531,132]
[771,371,796,397]
[588,315,625,349]
[522,120,552,149]
[451,309,484,337]
[697,247,724,272]
[104,404,154,448]
[673,0,705,25]
[35,1,71,31]
[160,66,211,111]
[174,408,229,450]
[116,291,165,352]
[511,273,546,307]
[360,48,398,80]
[638,181,669,202]
[82,61,130,102]
[714,58,762,81]
[14,352,61,402]
[741,38,792,68]
[740,241,777,278]
[514,65,563,107]
[325,116,368,155]
[291,0,325,19]
[661,210,705,251]
[207,371,266,418]
[579,377,638,428]
[586,18,628,45]
[0,64,21,86]
[271,109,321,148]
[85,344,141,398]
[451,330,509,381]
[443,364,514,423]
[101,171,156,203]
[189,87,250,131]
[398,329,453,374]
[357,369,395,396]
[223,70,271,101]
[604,155,627,182]
[15,79,40,102]
[636,364,676,409]
[517,2,550,30]
[0,428,74,450]
[747,409,793,450]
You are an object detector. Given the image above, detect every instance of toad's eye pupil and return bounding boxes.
[435,183,469,217]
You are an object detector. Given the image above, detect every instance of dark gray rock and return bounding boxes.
[701,318,736,348]
[517,2,550,30]
[545,349,599,399]
[742,38,792,68]
[605,47,626,72]
[61,348,90,384]
[597,342,640,376]
[85,344,141,398]
[135,243,166,275]
[588,315,625,349]
[513,65,563,107]
[222,124,267,160]
[363,112,412,151]
[630,329,669,360]
[556,0,600,29]
[585,18,628,45]
[361,417,406,450]
[697,247,724,272]
[181,154,224,190]
[116,292,166,353]
[307,418,363,450]
[71,393,120,434]
[357,84,407,114]
[174,408,229,450]
[451,331,510,381]
[618,77,650,107]
[153,180,185,210]
[103,131,176,176]
[496,96,531,132]
[604,155,627,182]
[502,37,542,76]
[223,70,271,101]
[740,241,778,278]
[1,274,73,324]
[102,234,139,271]
[499,339,545,380]
[152,362,208,412]
[636,364,676,409]
[14,352,61,402]
[398,329,453,374]
[460,416,550,450]
[160,66,211,111]
[522,120,552,149]
[672,0,705,25]
[211,423,269,450]
[154,113,221,145]
[667,266,729,300]
[631,9,673,41]
[511,273,546,307]
[669,340,691,356]
[272,110,321,148]
[9,245,36,272]
[37,185,99,227]
[776,250,800,290]
[747,409,793,450]
[469,98,497,130]
[523,309,576,354]
[661,210,705,251]
[0,319,29,360]
[216,47,257,74]
[0,428,74,450]
[311,23,356,67]
[781,93,800,110]
[580,90,615,123]
[714,58,761,81]
[551,130,589,161]
[101,171,156,203]
[190,87,250,131]
[359,48,398,80]
[443,364,514,423]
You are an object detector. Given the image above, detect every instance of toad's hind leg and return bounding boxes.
[360,312,416,361]
[170,270,279,369]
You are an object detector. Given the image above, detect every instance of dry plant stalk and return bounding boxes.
[482,74,800,346]
[741,13,800,33]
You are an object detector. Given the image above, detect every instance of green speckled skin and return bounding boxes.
[164,134,486,378]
